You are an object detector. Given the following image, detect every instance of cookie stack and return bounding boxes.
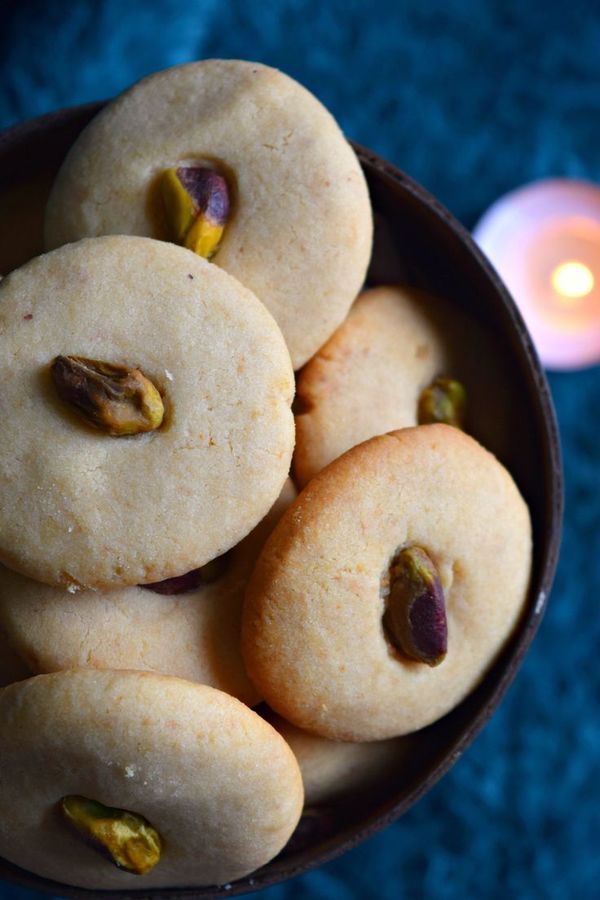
[0,60,532,891]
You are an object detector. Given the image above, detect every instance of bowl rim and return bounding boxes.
[0,105,563,899]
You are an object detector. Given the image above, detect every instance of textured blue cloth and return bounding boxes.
[1,2,599,897]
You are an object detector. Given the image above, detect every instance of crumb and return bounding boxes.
[165,369,174,381]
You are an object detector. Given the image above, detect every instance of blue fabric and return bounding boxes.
[1,1,599,897]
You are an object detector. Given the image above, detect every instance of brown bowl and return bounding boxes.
[0,105,563,898]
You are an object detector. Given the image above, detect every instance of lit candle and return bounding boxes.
[473,179,600,369]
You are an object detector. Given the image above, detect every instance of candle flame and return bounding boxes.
[551,260,594,300]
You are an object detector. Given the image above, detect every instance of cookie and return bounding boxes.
[44,60,373,369]
[294,285,511,486]
[0,236,294,589]
[0,627,30,688]
[0,669,303,888]
[0,480,296,706]
[266,711,411,806]
[243,425,532,741]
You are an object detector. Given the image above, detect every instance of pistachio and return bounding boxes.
[383,546,447,666]
[51,356,164,436]
[61,795,161,875]
[417,377,466,428]
[143,552,230,594]
[160,166,230,259]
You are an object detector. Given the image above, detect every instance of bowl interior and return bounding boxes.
[0,108,562,899]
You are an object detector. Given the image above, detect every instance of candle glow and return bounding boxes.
[473,179,600,369]
[551,260,594,300]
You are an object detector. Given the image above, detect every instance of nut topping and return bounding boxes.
[51,356,164,436]
[160,166,230,259]
[383,546,448,666]
[417,376,466,428]
[143,552,230,594]
[60,795,161,875]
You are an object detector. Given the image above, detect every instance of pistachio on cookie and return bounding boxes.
[417,376,466,428]
[61,795,161,876]
[0,670,304,889]
[293,285,506,486]
[0,236,294,590]
[51,356,164,436]
[160,167,230,259]
[243,425,532,741]
[44,60,373,368]
[383,546,447,667]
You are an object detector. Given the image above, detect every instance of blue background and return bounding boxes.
[1,1,599,897]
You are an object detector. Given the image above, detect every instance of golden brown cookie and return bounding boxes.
[44,60,373,369]
[243,425,532,741]
[294,285,510,486]
[0,480,296,706]
[0,236,294,589]
[0,670,303,888]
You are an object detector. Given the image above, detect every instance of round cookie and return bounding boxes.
[0,670,303,888]
[243,425,532,741]
[0,627,30,688]
[0,480,296,706]
[0,236,294,589]
[44,60,373,369]
[294,285,511,486]
[265,711,411,806]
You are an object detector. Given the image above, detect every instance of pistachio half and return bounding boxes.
[417,376,466,428]
[51,356,164,436]
[383,546,447,666]
[61,795,161,875]
[160,166,230,259]
[143,552,230,594]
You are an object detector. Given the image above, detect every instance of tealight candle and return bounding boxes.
[473,179,600,369]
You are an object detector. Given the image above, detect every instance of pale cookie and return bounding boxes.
[0,627,30,688]
[265,710,411,806]
[243,425,532,741]
[294,285,511,486]
[0,480,296,706]
[0,670,303,888]
[44,60,373,369]
[0,236,294,589]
